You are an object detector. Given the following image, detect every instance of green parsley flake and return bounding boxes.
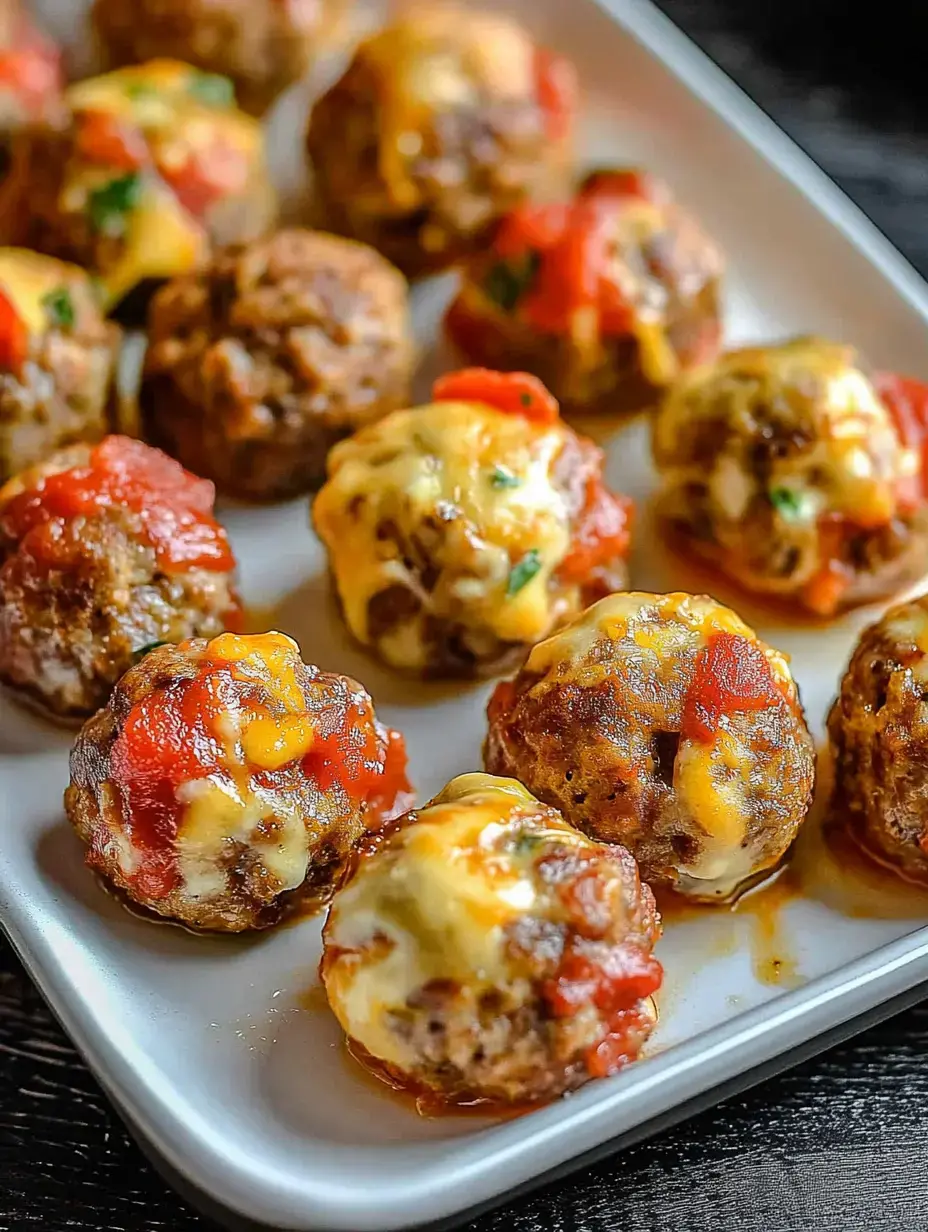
[490,465,521,489]
[506,548,542,596]
[124,81,159,101]
[41,287,75,330]
[482,251,540,312]
[187,71,235,107]
[132,640,170,662]
[88,172,142,236]
[769,486,810,522]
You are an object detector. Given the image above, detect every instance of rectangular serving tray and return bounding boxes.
[8,0,928,1228]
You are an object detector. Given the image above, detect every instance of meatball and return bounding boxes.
[0,60,277,314]
[484,592,815,902]
[447,169,723,414]
[92,0,343,117]
[322,772,662,1105]
[826,595,928,883]
[0,435,241,719]
[66,630,411,931]
[305,7,576,278]
[652,337,928,616]
[312,369,633,677]
[0,0,64,167]
[141,228,413,501]
[0,248,121,483]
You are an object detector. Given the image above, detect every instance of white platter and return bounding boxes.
[5,0,928,1228]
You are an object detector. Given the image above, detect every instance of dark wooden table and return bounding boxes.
[4,3,928,1229]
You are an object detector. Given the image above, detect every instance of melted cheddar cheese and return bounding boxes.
[322,773,594,1072]
[0,248,90,335]
[313,400,576,669]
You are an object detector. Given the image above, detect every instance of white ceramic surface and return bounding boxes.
[4,0,928,1228]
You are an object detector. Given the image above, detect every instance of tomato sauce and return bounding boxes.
[159,139,249,218]
[874,369,928,503]
[432,368,559,424]
[681,632,784,743]
[532,47,576,145]
[0,286,27,374]
[558,474,633,584]
[0,436,235,573]
[76,110,147,169]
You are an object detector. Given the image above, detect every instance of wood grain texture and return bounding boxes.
[3,2,928,1229]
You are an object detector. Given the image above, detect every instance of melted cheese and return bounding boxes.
[313,401,574,668]
[0,249,89,335]
[323,773,595,1071]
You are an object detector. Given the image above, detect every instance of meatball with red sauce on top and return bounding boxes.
[305,7,576,277]
[322,773,662,1105]
[485,592,815,902]
[312,368,633,677]
[66,631,411,931]
[0,435,240,720]
[446,169,723,414]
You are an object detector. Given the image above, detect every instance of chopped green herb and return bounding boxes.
[88,171,142,236]
[187,71,235,107]
[41,287,75,330]
[482,251,539,312]
[513,831,545,854]
[769,486,811,522]
[124,81,159,101]
[490,465,521,489]
[133,640,170,662]
[506,548,542,596]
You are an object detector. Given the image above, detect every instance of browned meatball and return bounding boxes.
[0,435,240,719]
[141,229,413,500]
[0,61,277,315]
[0,0,64,170]
[92,0,344,116]
[0,249,120,483]
[827,595,928,883]
[66,631,411,931]
[322,773,662,1105]
[305,7,576,277]
[485,592,815,902]
[447,169,723,414]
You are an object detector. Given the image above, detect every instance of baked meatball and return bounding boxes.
[66,630,411,931]
[827,594,928,884]
[652,337,928,616]
[485,592,815,902]
[312,369,633,677]
[447,169,723,415]
[305,7,576,278]
[0,60,277,314]
[0,248,120,483]
[0,434,241,719]
[322,772,662,1105]
[0,0,63,169]
[92,0,343,117]
[141,228,413,500]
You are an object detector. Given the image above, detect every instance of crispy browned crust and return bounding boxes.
[141,229,413,501]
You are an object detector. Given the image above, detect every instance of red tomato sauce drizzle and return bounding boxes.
[432,368,559,424]
[105,651,409,901]
[558,474,633,584]
[0,436,235,573]
[681,632,784,743]
[532,47,576,144]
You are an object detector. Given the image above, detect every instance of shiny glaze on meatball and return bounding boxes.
[312,370,633,677]
[141,228,413,500]
[485,591,815,901]
[827,595,928,884]
[322,773,662,1105]
[652,337,928,616]
[305,7,575,277]
[66,631,411,931]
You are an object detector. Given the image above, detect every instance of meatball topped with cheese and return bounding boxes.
[0,60,276,314]
[92,0,344,117]
[827,595,928,884]
[312,369,634,677]
[0,0,63,166]
[66,631,411,931]
[485,592,815,901]
[652,337,928,616]
[322,773,662,1105]
[447,169,723,414]
[305,7,576,277]
[0,248,120,483]
[141,228,413,500]
[0,435,240,719]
